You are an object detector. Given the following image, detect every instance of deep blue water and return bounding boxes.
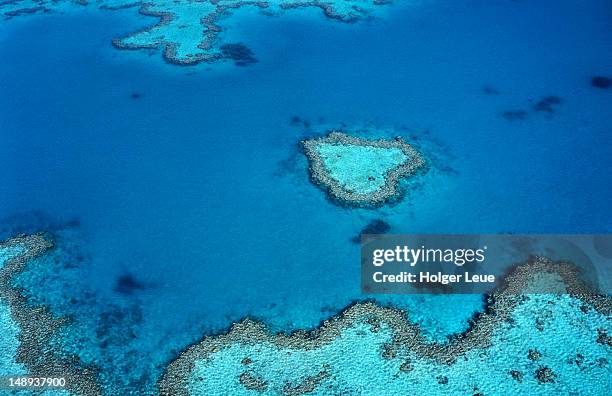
[1,0,611,392]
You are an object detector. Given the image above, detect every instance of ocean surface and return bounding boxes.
[1,0,611,393]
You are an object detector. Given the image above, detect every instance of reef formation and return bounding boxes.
[159,257,611,395]
[0,0,395,65]
[302,132,425,206]
[1,240,611,395]
[0,235,100,395]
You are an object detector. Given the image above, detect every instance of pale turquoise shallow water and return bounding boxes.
[315,143,407,194]
[0,245,26,377]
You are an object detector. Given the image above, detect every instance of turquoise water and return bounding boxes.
[0,0,611,394]
[0,244,26,377]
[0,302,23,377]
[315,143,407,194]
[0,246,23,268]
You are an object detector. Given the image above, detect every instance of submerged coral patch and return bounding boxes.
[114,272,145,295]
[351,219,391,244]
[502,110,527,121]
[591,76,611,89]
[302,132,425,206]
[158,257,611,395]
[533,95,563,114]
[482,85,500,95]
[220,43,258,66]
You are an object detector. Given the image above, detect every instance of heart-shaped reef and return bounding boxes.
[302,132,426,206]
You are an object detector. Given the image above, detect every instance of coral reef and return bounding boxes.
[302,132,425,206]
[158,257,611,395]
[1,0,395,65]
[0,235,100,395]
